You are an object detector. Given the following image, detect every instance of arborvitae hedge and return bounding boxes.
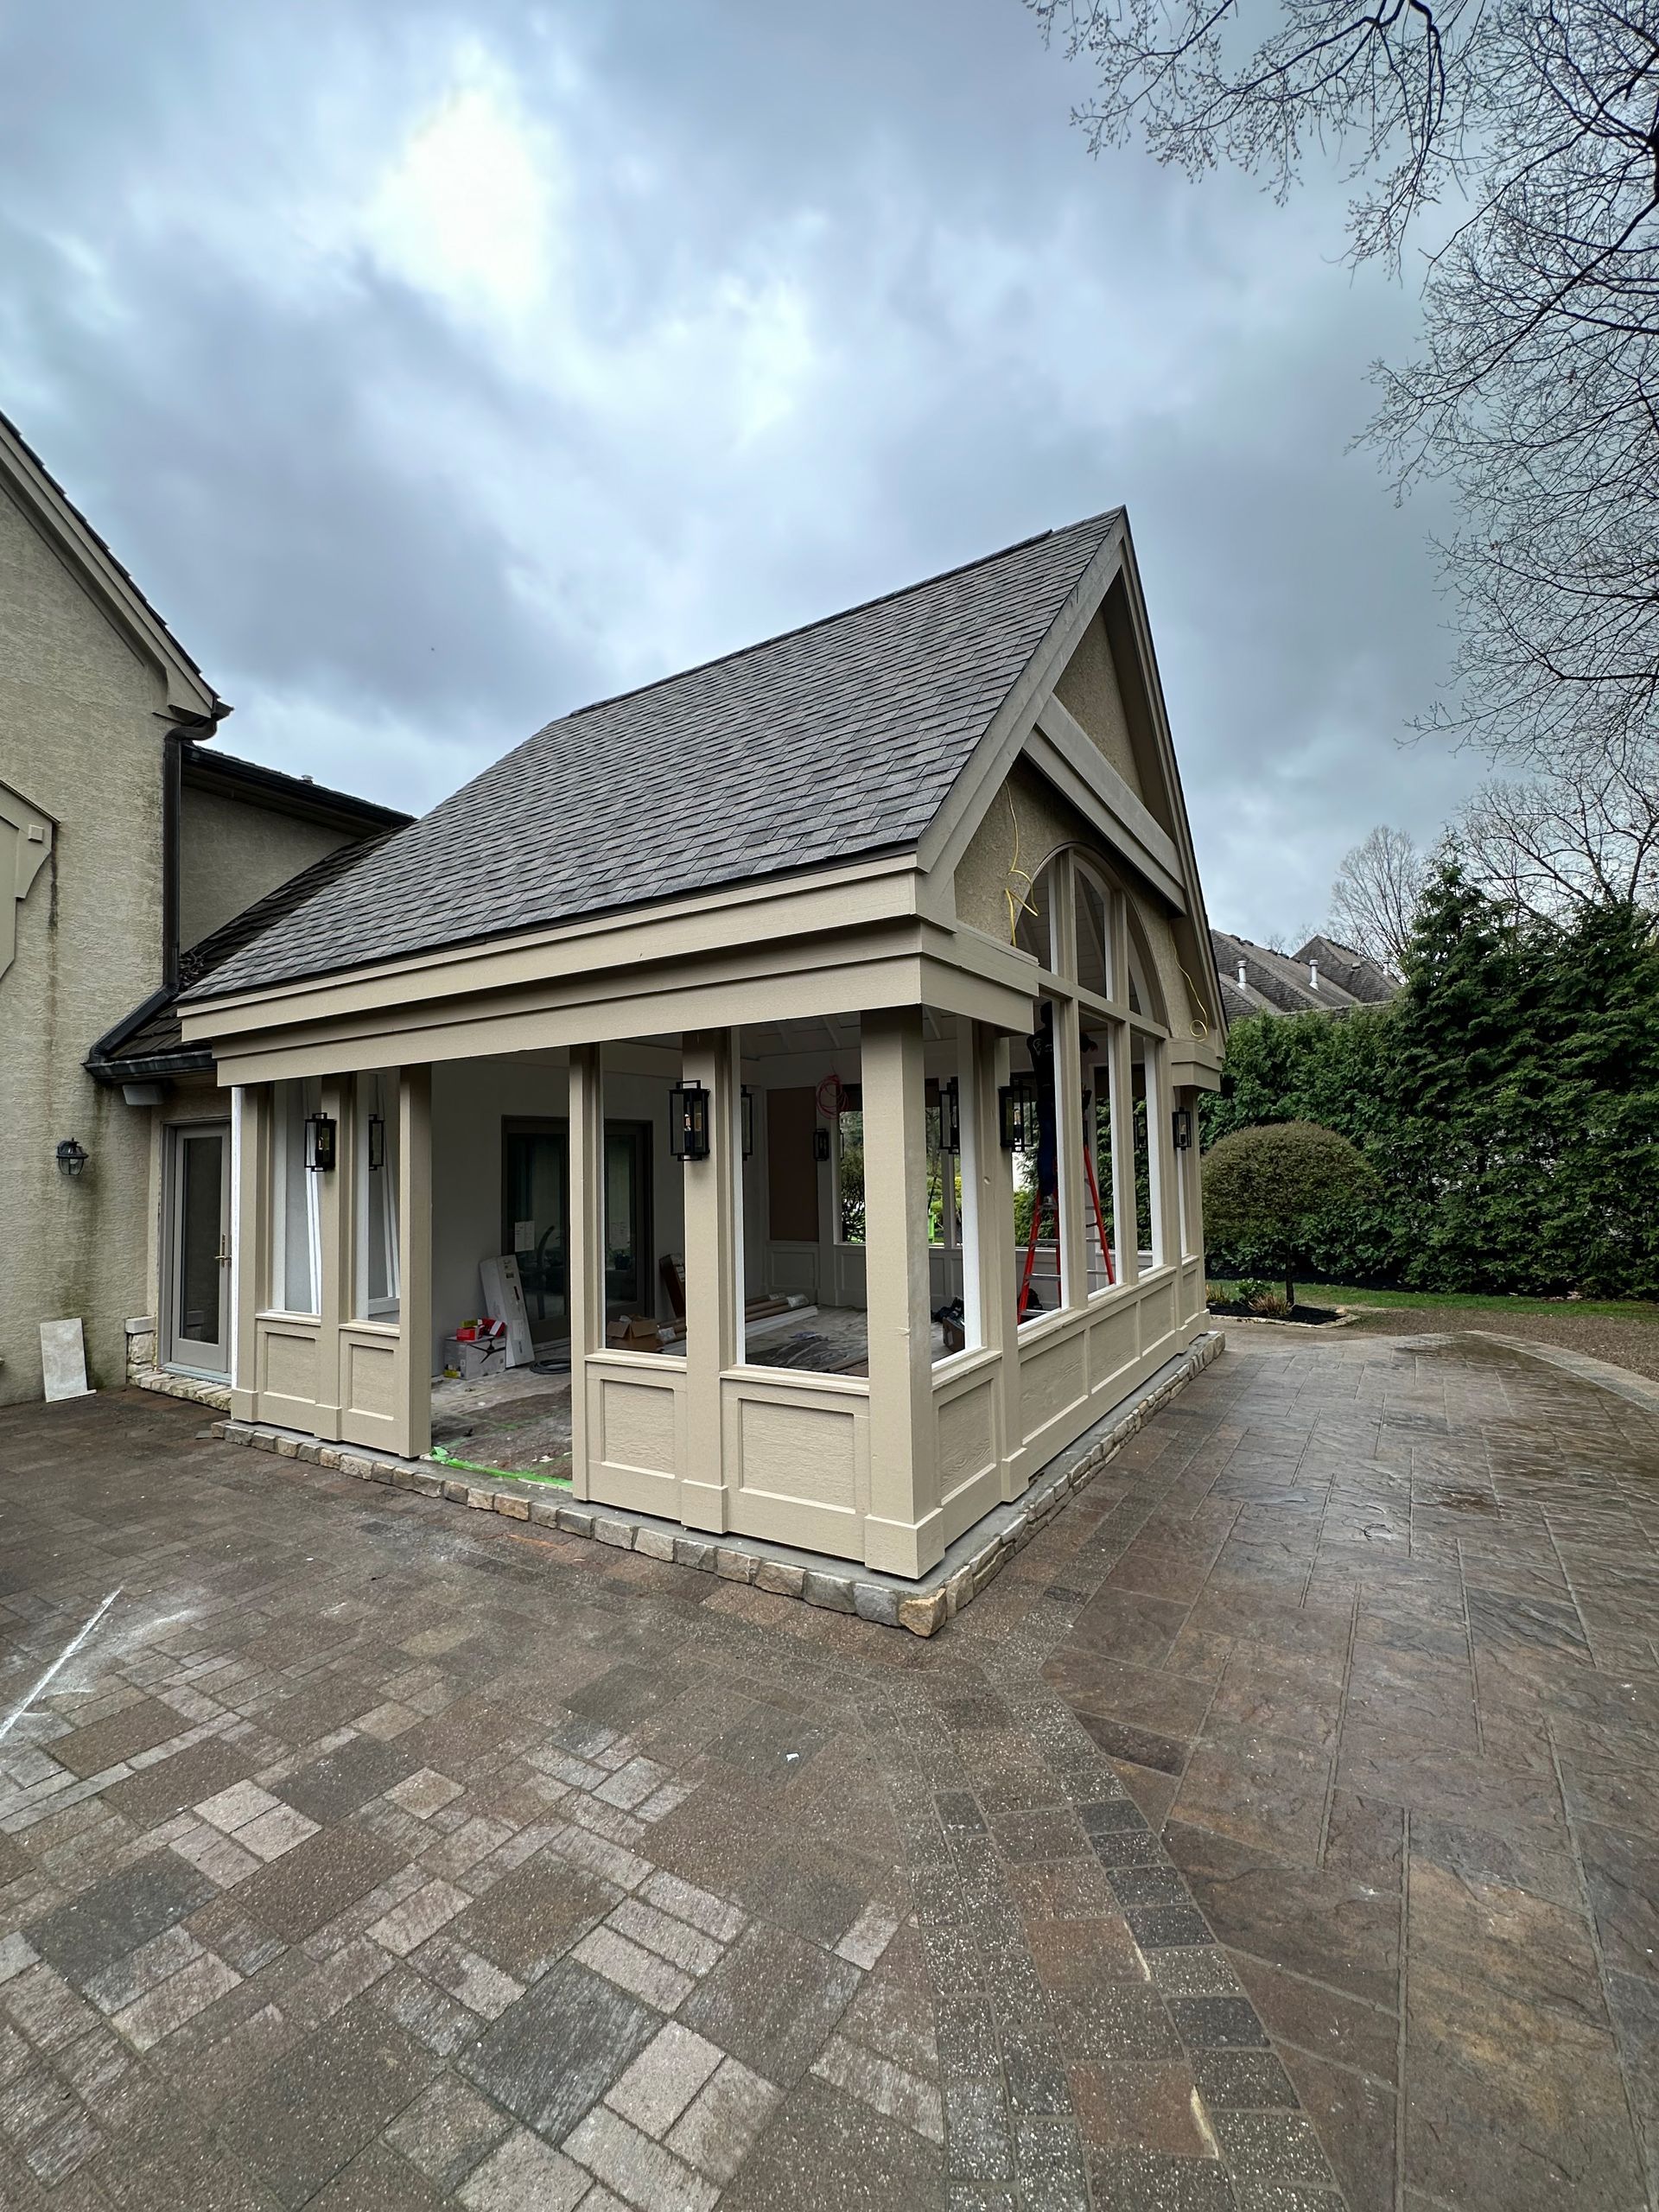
[1199,868,1659,1298]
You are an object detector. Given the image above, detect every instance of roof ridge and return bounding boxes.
[556,509,1122,728]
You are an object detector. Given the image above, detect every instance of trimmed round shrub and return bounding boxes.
[1202,1121,1376,1310]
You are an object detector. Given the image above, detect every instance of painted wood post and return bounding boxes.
[567,1044,602,1503]
[679,1029,741,1534]
[861,1006,944,1578]
[314,1073,348,1439]
[230,1083,266,1425]
[393,1066,431,1459]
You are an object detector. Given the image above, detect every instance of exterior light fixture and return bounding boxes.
[813,1128,831,1163]
[938,1078,961,1155]
[741,1086,755,1160]
[1171,1107,1193,1152]
[669,1081,711,1162]
[304,1111,337,1173]
[55,1137,89,1178]
[367,1113,386,1173]
[999,1077,1038,1154]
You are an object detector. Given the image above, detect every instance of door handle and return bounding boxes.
[217,1236,232,1267]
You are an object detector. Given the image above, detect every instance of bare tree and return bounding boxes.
[1449,746,1659,918]
[1327,823,1428,969]
[1028,0,1659,768]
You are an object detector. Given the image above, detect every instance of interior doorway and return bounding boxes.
[165,1121,231,1375]
[502,1116,653,1343]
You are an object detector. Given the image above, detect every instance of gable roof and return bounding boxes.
[1213,928,1399,1020]
[87,835,399,1082]
[189,512,1124,1003]
[181,743,410,838]
[0,409,225,726]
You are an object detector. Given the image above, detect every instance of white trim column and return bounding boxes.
[395,1065,431,1459]
[861,1006,943,1578]
[567,1044,602,1501]
[230,1084,268,1424]
[681,1029,741,1533]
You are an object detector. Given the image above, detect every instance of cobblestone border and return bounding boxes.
[132,1367,233,1413]
[208,1332,1224,1637]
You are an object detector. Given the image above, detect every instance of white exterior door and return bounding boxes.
[167,1122,231,1375]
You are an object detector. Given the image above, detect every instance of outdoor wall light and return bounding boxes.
[669,1080,711,1162]
[813,1128,831,1163]
[55,1137,88,1178]
[938,1077,961,1155]
[367,1113,386,1173]
[999,1077,1038,1154]
[304,1111,338,1173]
[1171,1107,1193,1152]
[741,1086,755,1160]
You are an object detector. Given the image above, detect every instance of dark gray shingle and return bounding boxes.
[193,512,1121,1001]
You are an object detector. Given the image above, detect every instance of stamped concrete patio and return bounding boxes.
[1,1331,1656,2212]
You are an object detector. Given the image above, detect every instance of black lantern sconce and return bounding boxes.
[741,1086,755,1160]
[998,1076,1038,1154]
[813,1128,831,1163]
[367,1112,386,1173]
[55,1137,89,1179]
[304,1111,338,1173]
[1171,1107,1193,1152]
[669,1080,711,1162]
[938,1077,961,1156]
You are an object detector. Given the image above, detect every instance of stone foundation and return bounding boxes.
[209,1332,1224,1635]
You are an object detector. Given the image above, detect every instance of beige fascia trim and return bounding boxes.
[916,518,1129,886]
[0,414,221,723]
[1027,701,1185,911]
[181,850,925,1048]
[211,947,1038,1085]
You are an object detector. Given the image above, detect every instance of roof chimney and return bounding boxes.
[1309,959,1319,990]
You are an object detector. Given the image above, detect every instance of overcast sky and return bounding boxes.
[0,0,1487,943]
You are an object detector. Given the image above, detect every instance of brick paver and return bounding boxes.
[1,1336,1655,2209]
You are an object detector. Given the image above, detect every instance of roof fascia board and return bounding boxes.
[181,849,925,1042]
[0,417,221,724]
[1105,526,1226,1044]
[84,982,177,1079]
[212,950,1036,1087]
[180,753,405,836]
[917,518,1128,885]
[194,911,1022,1071]
[1023,714,1186,912]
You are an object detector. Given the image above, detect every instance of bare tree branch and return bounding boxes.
[1327,822,1431,965]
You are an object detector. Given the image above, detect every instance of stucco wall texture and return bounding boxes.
[179,785,351,952]
[0,483,167,1403]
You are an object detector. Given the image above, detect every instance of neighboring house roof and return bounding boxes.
[181,743,410,837]
[188,512,1126,1003]
[0,408,225,727]
[1212,929,1400,1020]
[87,835,400,1082]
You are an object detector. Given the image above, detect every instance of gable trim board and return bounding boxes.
[0,410,224,727]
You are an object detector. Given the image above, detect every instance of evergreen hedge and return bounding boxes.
[1200,868,1659,1298]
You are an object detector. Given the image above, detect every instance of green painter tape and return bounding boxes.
[429,1445,573,1488]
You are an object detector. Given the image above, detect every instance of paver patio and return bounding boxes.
[1,1331,1656,2210]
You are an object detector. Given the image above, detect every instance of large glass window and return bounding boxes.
[1132,1039,1167,1268]
[355,1071,400,1320]
[1014,1001,1065,1324]
[1087,1035,1122,1293]
[1077,870,1111,1001]
[926,1021,980,1364]
[270,1077,321,1315]
[836,1084,865,1245]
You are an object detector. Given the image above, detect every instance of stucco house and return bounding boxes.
[0,411,404,1405]
[176,511,1224,1584]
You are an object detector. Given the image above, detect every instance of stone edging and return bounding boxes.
[133,1368,233,1413]
[208,1331,1224,1637]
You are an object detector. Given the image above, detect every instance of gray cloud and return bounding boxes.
[0,0,1484,940]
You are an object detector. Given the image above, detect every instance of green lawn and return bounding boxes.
[1206,1279,1659,1322]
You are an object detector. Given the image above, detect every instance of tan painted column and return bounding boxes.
[313,1074,348,1438]
[861,1006,944,1578]
[395,1066,432,1459]
[976,1028,1026,1498]
[230,1083,268,1426]
[567,1045,602,1502]
[680,1029,740,1533]
[1145,1042,1173,1270]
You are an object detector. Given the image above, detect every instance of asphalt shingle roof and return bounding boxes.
[191,512,1122,1002]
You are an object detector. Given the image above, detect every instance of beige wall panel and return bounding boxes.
[178,787,353,952]
[936,1376,1000,1542]
[765,1243,819,1301]
[599,1375,679,1475]
[0,482,168,1403]
[343,1333,397,1421]
[587,1363,684,1517]
[766,1086,819,1243]
[1019,1329,1089,1449]
[722,1377,868,1555]
[257,1321,320,1421]
[1088,1299,1141,1395]
[1179,1259,1207,1325]
[1052,610,1144,797]
[1139,1274,1178,1354]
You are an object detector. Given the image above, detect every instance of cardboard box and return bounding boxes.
[606,1313,664,1350]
